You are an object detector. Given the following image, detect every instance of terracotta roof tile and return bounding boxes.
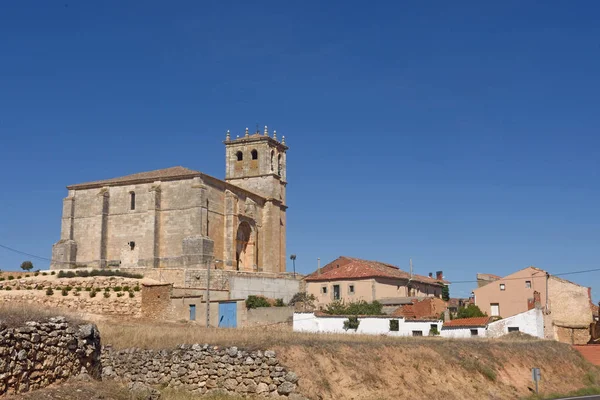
[305,256,447,286]
[67,166,201,189]
[443,316,490,328]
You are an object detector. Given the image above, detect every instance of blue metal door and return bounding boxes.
[189,304,196,321]
[218,302,237,328]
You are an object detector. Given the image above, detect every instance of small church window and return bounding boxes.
[251,149,258,160]
[270,150,274,171]
[236,151,243,161]
[130,192,136,210]
[277,154,282,175]
[129,241,135,251]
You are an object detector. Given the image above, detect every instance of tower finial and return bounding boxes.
[282,135,285,145]
[273,130,277,140]
[226,130,230,141]
[245,127,249,138]
[264,125,268,136]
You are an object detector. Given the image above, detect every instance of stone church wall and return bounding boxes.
[0,317,101,395]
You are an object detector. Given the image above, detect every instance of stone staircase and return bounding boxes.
[574,345,600,366]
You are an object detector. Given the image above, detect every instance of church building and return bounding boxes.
[51,127,288,273]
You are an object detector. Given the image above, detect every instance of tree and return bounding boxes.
[20,261,34,272]
[441,285,450,301]
[456,304,487,319]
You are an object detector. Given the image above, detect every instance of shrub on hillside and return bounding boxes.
[116,292,124,297]
[113,286,122,292]
[25,274,30,278]
[89,290,97,298]
[7,276,14,281]
[61,289,68,296]
[42,272,47,276]
[103,292,110,298]
[85,287,92,291]
[46,288,54,296]
[20,261,34,272]
[133,285,140,292]
[245,295,271,309]
[55,269,143,279]
[34,272,39,277]
[0,278,4,282]
[50,271,55,275]
[5,287,12,291]
[129,291,134,298]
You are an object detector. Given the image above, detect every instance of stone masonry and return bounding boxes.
[52,129,288,274]
[0,317,101,395]
[101,344,302,398]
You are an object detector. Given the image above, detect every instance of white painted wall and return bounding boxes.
[440,327,486,338]
[293,313,442,337]
[486,308,544,338]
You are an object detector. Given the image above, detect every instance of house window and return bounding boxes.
[508,327,519,333]
[490,303,500,317]
[525,280,531,289]
[130,192,136,210]
[499,283,505,291]
[349,284,355,294]
[389,320,399,331]
[333,285,340,300]
[251,149,258,160]
[321,286,327,295]
[470,329,478,336]
[412,331,423,337]
[236,151,243,161]
[129,241,135,251]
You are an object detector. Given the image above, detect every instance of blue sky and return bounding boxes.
[1,1,599,300]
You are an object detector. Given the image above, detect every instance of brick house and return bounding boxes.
[304,256,447,308]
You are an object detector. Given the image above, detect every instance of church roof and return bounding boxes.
[67,166,201,189]
[304,256,447,286]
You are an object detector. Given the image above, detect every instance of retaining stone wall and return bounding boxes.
[101,344,301,398]
[0,277,143,291]
[0,317,101,395]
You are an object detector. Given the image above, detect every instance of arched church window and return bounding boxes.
[236,151,243,161]
[251,149,258,160]
[277,154,282,175]
[130,192,136,210]
[270,150,274,171]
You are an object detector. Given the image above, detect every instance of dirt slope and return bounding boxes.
[276,338,600,400]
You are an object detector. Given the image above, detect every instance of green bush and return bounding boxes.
[42,272,47,276]
[129,291,134,298]
[55,286,62,291]
[343,316,360,331]
[89,290,97,298]
[289,292,316,307]
[34,272,40,277]
[456,304,487,319]
[324,300,384,316]
[61,289,68,296]
[429,326,440,336]
[5,287,12,291]
[122,286,130,292]
[36,285,44,290]
[104,288,110,292]
[76,287,82,292]
[64,286,72,292]
[113,286,122,292]
[116,292,124,297]
[274,298,285,307]
[7,276,14,280]
[245,295,271,309]
[103,292,110,298]
[20,261,34,272]
[25,286,32,290]
[0,278,4,281]
[50,271,55,275]
[46,288,54,296]
[133,285,140,292]
[389,319,399,332]
[25,274,30,278]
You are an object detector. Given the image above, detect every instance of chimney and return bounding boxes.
[436,271,443,280]
[528,291,542,310]
[428,272,433,278]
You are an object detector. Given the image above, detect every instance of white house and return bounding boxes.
[440,308,545,339]
[293,313,442,337]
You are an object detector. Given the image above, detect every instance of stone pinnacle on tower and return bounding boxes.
[264,125,268,136]
[226,130,230,141]
[282,135,286,145]
[245,127,249,138]
[273,130,277,140]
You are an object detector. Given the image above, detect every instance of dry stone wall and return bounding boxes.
[101,344,303,398]
[0,276,143,291]
[0,317,101,395]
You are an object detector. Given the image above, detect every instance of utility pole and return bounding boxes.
[290,254,297,278]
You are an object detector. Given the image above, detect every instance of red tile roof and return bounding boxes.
[305,256,447,286]
[67,166,201,189]
[443,317,490,328]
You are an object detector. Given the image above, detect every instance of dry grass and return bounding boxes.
[0,303,84,328]
[97,318,543,351]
